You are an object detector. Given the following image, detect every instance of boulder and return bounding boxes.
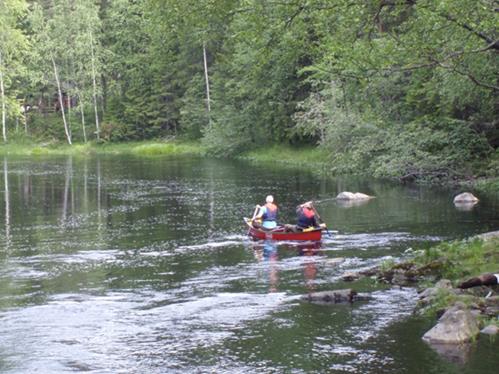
[336,191,374,200]
[419,279,452,299]
[483,295,499,317]
[475,230,499,241]
[453,192,479,204]
[422,302,479,344]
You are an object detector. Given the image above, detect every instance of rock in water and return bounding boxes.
[422,303,479,344]
[302,289,357,303]
[481,324,499,336]
[336,192,374,200]
[453,192,479,203]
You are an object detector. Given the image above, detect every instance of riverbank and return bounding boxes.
[1,139,497,193]
[380,234,498,340]
[237,145,330,170]
[339,232,498,361]
[0,139,205,157]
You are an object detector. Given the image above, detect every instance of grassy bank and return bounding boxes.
[414,236,499,284]
[237,145,330,171]
[1,139,498,194]
[0,140,206,157]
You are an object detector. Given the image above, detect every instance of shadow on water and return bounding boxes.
[0,155,498,373]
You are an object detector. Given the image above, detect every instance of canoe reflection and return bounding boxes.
[251,240,322,293]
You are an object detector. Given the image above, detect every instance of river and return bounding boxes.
[0,155,498,373]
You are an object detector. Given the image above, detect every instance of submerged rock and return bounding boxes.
[341,272,360,282]
[422,302,479,344]
[325,257,345,266]
[424,342,473,365]
[302,289,371,304]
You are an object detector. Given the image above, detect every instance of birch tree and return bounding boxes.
[0,0,28,142]
[72,0,103,142]
[29,2,73,144]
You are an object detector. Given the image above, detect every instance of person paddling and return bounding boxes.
[296,201,324,231]
[253,195,278,230]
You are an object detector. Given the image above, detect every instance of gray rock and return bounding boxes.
[422,303,480,344]
[475,230,499,241]
[418,279,453,300]
[480,324,499,335]
[453,192,479,203]
[336,191,374,200]
[435,279,453,289]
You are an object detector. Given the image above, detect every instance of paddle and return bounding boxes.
[311,202,332,237]
[251,205,260,221]
[244,204,260,227]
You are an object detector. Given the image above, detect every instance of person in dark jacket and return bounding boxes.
[296,201,320,230]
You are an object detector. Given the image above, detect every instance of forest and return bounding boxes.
[1,0,498,183]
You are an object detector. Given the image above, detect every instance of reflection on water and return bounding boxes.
[3,158,11,249]
[0,155,498,373]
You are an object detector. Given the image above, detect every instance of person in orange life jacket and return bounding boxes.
[253,195,278,230]
[296,201,319,230]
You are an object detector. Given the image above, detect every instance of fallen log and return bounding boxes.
[458,273,499,289]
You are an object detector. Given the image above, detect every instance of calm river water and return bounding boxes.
[0,155,498,373]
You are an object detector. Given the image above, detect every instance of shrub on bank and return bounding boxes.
[415,238,498,282]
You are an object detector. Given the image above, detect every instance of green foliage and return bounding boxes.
[371,119,491,181]
[179,74,209,139]
[130,142,204,156]
[379,258,396,272]
[2,0,497,183]
[202,120,251,157]
[238,144,328,168]
[415,238,499,282]
[475,177,499,195]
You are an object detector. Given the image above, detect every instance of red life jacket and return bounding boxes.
[297,207,315,228]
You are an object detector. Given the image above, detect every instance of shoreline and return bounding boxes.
[339,232,499,359]
[0,140,498,193]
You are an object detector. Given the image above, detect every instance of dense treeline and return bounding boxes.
[1,0,497,182]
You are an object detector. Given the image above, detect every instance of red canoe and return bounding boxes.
[244,218,323,241]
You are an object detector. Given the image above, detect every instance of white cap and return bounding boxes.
[266,195,274,203]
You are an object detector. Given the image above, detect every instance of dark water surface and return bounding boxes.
[0,155,498,373]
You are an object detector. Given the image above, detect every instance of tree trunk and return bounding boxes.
[0,51,7,142]
[23,102,28,134]
[51,55,72,145]
[80,100,87,143]
[77,90,87,143]
[90,32,100,141]
[203,42,211,128]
